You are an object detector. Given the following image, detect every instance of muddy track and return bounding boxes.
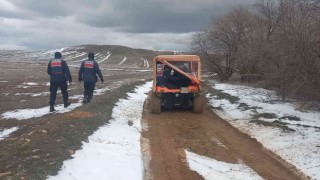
[142,99,303,180]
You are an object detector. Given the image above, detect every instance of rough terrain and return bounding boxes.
[0,56,151,179]
[142,101,302,180]
[0,46,307,179]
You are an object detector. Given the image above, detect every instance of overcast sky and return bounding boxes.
[0,0,255,51]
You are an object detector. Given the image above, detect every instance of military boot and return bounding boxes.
[50,105,55,112]
[64,101,71,108]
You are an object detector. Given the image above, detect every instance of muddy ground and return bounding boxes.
[0,60,150,179]
[142,100,303,180]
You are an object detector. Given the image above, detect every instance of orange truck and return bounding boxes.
[149,55,203,113]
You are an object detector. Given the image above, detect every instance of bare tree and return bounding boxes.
[193,7,253,81]
[193,0,320,101]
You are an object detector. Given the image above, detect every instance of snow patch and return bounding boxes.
[31,92,50,97]
[136,69,153,72]
[207,82,320,179]
[98,52,112,64]
[15,93,33,96]
[15,92,54,97]
[186,150,262,180]
[23,82,38,86]
[118,56,127,65]
[141,58,149,68]
[68,53,102,63]
[61,51,77,56]
[65,52,86,60]
[16,82,39,88]
[2,101,82,120]
[109,68,124,71]
[0,127,19,141]
[2,81,124,121]
[48,81,152,180]
[93,87,111,96]
[68,57,88,63]
[42,48,66,55]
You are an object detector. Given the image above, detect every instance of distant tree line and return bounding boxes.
[193,0,320,101]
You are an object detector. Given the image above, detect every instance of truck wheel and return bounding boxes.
[193,94,204,113]
[150,93,161,114]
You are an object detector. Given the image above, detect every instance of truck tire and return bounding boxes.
[193,94,204,113]
[150,93,161,114]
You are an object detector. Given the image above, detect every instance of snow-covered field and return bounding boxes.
[48,81,152,180]
[206,82,320,179]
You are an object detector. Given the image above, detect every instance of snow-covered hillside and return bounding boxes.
[0,45,174,68]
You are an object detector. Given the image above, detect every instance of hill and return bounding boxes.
[0,45,177,68]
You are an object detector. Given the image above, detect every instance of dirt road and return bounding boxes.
[142,101,303,180]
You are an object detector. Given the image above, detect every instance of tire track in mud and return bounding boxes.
[141,99,303,180]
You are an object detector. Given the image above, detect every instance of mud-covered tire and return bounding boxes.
[193,94,204,113]
[150,93,161,114]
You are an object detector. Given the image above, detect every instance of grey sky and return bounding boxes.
[0,0,255,51]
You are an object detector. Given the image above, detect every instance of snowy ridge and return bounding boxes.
[48,81,152,180]
[207,82,320,179]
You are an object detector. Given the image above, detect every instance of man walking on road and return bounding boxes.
[78,52,104,103]
[47,52,72,112]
